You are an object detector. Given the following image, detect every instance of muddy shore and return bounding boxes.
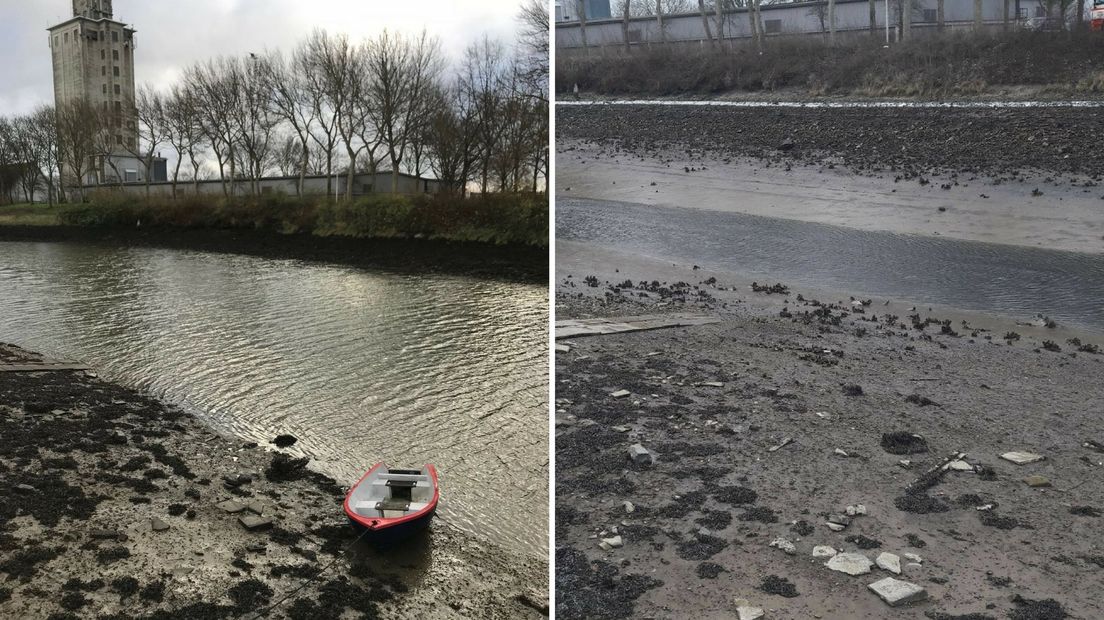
[554,246,1104,619]
[0,226,547,284]
[0,344,547,619]
[556,104,1104,182]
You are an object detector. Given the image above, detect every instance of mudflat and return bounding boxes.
[554,245,1104,619]
[0,343,547,619]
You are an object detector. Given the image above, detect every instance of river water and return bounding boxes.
[0,242,548,556]
[558,197,1104,333]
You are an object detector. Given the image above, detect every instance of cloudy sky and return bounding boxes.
[0,0,527,116]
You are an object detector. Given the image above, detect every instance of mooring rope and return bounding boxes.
[239,526,373,620]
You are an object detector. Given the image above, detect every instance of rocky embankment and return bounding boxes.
[0,344,547,619]
[555,259,1104,619]
[557,105,1104,183]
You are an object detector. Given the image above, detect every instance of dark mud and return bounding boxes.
[0,226,546,284]
[0,343,546,619]
[557,105,1104,182]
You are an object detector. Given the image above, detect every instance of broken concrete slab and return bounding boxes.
[238,515,273,531]
[945,459,974,472]
[1001,451,1045,465]
[610,389,631,398]
[826,552,874,575]
[600,535,623,549]
[868,577,927,606]
[216,500,246,513]
[903,553,922,564]
[554,314,722,340]
[812,546,837,558]
[555,344,571,353]
[769,537,797,555]
[1024,475,1052,487]
[876,552,901,575]
[737,606,765,620]
[628,443,654,465]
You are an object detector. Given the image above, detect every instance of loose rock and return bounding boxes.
[868,577,927,606]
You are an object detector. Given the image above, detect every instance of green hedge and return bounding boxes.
[56,191,548,247]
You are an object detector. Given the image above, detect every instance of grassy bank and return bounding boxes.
[558,30,1104,98]
[0,191,548,248]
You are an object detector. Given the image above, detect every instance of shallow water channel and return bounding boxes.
[558,197,1104,332]
[0,242,548,556]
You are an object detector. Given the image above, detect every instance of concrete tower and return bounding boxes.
[48,0,143,185]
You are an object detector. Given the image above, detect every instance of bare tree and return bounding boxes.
[25,107,61,204]
[185,59,241,196]
[227,56,279,195]
[576,0,590,51]
[299,30,346,199]
[939,0,946,29]
[697,0,716,47]
[263,49,317,196]
[55,98,104,202]
[829,0,837,42]
[870,0,877,34]
[975,0,983,29]
[363,29,444,193]
[164,84,204,197]
[716,0,726,49]
[128,84,170,196]
[656,0,667,42]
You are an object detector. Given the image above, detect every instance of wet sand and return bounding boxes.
[0,343,547,619]
[555,243,1104,619]
[558,140,1104,255]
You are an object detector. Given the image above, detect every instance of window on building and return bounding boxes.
[102,84,107,94]
[116,135,123,145]
[764,19,782,34]
[113,49,119,61]
[114,101,122,114]
[114,84,121,95]
[113,66,120,77]
[127,137,135,148]
[922,9,937,22]
[102,66,106,76]
[112,31,119,43]
[64,32,69,43]
[125,169,138,183]
[1035,6,1047,16]
[101,49,105,59]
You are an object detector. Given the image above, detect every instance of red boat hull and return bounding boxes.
[342,463,439,546]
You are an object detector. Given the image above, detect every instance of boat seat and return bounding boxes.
[376,497,411,515]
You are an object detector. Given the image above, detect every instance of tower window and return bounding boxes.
[116,135,123,145]
[114,101,122,114]
[113,49,119,61]
[101,50,106,60]
[113,66,120,77]
[64,32,69,43]
[114,85,121,95]
[102,66,106,76]
[102,84,107,94]
[112,31,119,43]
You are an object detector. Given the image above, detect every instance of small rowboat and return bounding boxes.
[343,463,439,545]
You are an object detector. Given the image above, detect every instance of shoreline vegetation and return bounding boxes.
[0,342,548,619]
[0,192,548,282]
[558,31,1104,98]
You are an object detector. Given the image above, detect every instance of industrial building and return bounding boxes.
[48,0,165,187]
[555,0,1078,49]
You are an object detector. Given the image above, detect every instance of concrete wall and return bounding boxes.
[102,172,443,199]
[556,0,1043,48]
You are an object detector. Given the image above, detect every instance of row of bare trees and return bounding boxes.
[135,23,547,200]
[0,1,548,205]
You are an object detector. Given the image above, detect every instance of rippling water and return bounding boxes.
[0,242,548,556]
[558,198,1104,332]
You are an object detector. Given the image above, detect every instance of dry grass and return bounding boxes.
[558,30,1104,98]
